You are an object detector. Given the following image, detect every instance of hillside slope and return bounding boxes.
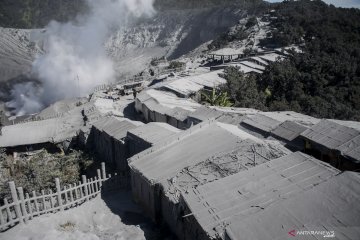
[0,4,257,83]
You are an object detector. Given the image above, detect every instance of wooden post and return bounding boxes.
[4,198,12,223]
[78,182,83,198]
[41,190,46,213]
[88,179,94,196]
[82,175,89,201]
[32,191,39,216]
[94,177,98,193]
[101,162,106,181]
[17,187,28,223]
[0,208,4,230]
[9,182,23,224]
[97,169,102,188]
[74,183,79,200]
[49,189,55,211]
[55,178,63,211]
[64,186,69,205]
[25,193,33,219]
[69,185,74,206]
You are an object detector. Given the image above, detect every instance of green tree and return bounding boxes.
[221,66,266,109]
[201,88,233,107]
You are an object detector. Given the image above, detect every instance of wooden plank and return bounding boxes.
[82,175,89,201]
[79,181,83,199]
[32,191,39,216]
[69,185,74,207]
[4,198,12,223]
[41,190,46,213]
[64,186,69,206]
[94,177,98,193]
[101,163,106,180]
[88,179,93,195]
[97,169,102,189]
[17,187,28,223]
[55,178,63,211]
[25,193,33,219]
[74,183,79,200]
[9,182,23,225]
[0,208,5,231]
[49,189,55,212]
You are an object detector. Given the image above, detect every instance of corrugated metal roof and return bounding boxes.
[301,120,360,150]
[188,107,224,121]
[143,89,201,112]
[182,152,340,239]
[239,60,266,70]
[164,137,290,202]
[128,122,180,145]
[271,120,308,141]
[162,71,226,97]
[129,123,243,182]
[165,107,191,121]
[217,114,246,126]
[250,56,269,66]
[242,114,282,133]
[210,48,243,56]
[225,171,360,240]
[0,109,83,147]
[93,117,139,140]
[338,135,360,163]
[329,119,360,131]
[259,111,320,127]
[259,53,284,62]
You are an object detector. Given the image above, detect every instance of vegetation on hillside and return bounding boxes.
[0,149,95,200]
[0,0,268,29]
[154,0,266,10]
[208,15,265,50]
[201,88,233,107]
[0,0,85,28]
[222,0,360,121]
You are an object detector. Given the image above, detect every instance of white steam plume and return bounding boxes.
[8,0,154,116]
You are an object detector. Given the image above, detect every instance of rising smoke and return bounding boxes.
[7,0,155,116]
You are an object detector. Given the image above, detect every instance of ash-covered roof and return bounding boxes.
[232,63,263,74]
[182,152,340,239]
[164,137,290,202]
[239,60,266,70]
[271,120,308,141]
[301,119,360,151]
[165,107,191,121]
[0,109,84,147]
[93,117,142,140]
[138,89,201,112]
[241,113,282,133]
[250,56,269,66]
[128,122,180,145]
[129,121,244,183]
[162,71,226,97]
[329,119,360,131]
[259,111,320,127]
[337,135,360,163]
[188,107,224,121]
[225,171,360,240]
[210,48,244,56]
[259,53,284,62]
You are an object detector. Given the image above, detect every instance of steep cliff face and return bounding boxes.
[107,7,247,76]
[0,5,249,83]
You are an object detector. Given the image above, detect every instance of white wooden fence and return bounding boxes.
[0,163,129,232]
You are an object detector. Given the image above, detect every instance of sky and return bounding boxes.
[266,0,360,8]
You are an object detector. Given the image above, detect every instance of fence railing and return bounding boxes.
[0,163,128,232]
